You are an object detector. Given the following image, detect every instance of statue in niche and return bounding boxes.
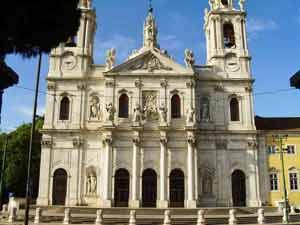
[200,98,210,122]
[202,175,213,196]
[89,96,101,120]
[133,103,142,123]
[86,173,97,194]
[239,0,245,11]
[186,107,196,125]
[184,49,195,68]
[105,48,116,71]
[159,103,167,124]
[105,103,115,122]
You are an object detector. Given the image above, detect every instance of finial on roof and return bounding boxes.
[143,0,158,49]
[149,0,153,13]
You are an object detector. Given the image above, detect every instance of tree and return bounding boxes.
[0,117,43,200]
[0,0,81,58]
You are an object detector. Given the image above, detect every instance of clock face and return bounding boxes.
[62,52,77,70]
[225,53,240,72]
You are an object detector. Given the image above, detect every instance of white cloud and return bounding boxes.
[16,105,45,117]
[247,18,278,40]
[94,34,137,64]
[247,18,278,33]
[160,34,184,51]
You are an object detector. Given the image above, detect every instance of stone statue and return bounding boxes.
[89,96,101,120]
[159,103,167,124]
[87,174,97,194]
[186,107,195,125]
[82,0,91,8]
[105,48,116,71]
[203,175,213,195]
[209,0,221,10]
[204,8,209,25]
[87,176,92,193]
[105,103,115,122]
[144,12,157,48]
[184,49,195,68]
[239,0,245,11]
[200,98,210,122]
[133,103,142,123]
[90,175,97,193]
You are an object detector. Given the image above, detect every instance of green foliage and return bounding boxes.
[0,0,81,57]
[0,117,43,198]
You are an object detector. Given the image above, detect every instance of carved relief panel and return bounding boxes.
[142,91,159,121]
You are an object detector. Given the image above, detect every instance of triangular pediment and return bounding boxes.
[105,48,193,74]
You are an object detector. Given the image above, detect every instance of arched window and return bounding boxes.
[221,0,229,7]
[171,94,181,118]
[119,94,129,118]
[230,98,240,121]
[59,97,70,120]
[223,23,236,48]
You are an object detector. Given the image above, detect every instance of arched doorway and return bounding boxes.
[142,169,157,207]
[169,169,185,207]
[52,169,67,205]
[114,169,130,207]
[232,170,246,207]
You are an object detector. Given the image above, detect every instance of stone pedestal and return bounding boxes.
[186,200,197,208]
[129,200,140,208]
[101,199,112,208]
[158,200,169,209]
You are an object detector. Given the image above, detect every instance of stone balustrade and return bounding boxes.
[1,206,300,224]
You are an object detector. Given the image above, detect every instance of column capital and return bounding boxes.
[132,137,141,146]
[73,137,84,148]
[41,138,53,148]
[102,135,113,146]
[187,135,197,146]
[160,137,168,145]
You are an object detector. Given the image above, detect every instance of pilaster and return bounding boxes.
[101,132,113,207]
[186,130,197,208]
[129,130,141,208]
[158,131,169,208]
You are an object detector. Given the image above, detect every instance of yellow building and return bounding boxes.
[256,116,300,207]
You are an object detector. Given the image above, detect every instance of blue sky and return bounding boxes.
[2,0,300,132]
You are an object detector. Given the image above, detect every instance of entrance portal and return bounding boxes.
[232,170,246,207]
[52,169,67,205]
[169,169,185,207]
[142,169,157,207]
[114,169,130,207]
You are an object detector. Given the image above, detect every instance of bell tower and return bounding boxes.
[49,0,96,77]
[204,0,250,78]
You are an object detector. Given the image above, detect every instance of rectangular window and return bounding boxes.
[287,145,296,154]
[270,173,279,191]
[289,173,298,190]
[267,145,277,154]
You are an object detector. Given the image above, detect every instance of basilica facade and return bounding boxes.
[37,0,269,208]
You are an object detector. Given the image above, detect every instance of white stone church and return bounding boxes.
[37,0,269,208]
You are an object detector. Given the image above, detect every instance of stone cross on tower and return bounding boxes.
[143,0,158,49]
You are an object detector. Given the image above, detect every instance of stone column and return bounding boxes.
[158,133,168,208]
[102,134,113,207]
[187,132,197,208]
[130,134,141,208]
